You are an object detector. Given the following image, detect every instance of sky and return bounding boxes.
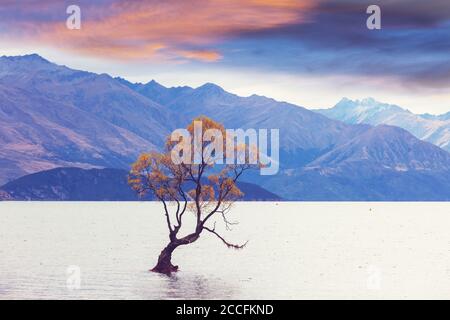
[0,0,449,114]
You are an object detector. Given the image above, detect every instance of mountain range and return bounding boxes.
[1,54,450,200]
[318,98,450,152]
[0,54,178,184]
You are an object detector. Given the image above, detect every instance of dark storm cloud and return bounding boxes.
[220,0,450,88]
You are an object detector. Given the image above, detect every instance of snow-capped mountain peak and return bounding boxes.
[318,98,450,153]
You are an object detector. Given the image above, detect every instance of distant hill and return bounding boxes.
[0,168,282,201]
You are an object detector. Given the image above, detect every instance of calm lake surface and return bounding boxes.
[1,202,450,300]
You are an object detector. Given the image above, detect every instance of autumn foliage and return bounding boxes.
[129,116,260,274]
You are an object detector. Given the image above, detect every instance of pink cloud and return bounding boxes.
[0,0,316,61]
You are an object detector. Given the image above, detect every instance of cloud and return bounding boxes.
[1,0,450,91]
[0,0,315,61]
[177,50,223,62]
[218,0,450,89]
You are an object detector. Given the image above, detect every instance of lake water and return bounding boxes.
[0,202,450,300]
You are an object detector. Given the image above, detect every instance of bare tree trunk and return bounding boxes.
[151,233,201,275]
[151,242,179,274]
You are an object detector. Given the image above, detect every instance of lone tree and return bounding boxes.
[129,117,260,274]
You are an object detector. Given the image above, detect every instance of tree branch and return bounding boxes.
[161,199,174,234]
[203,225,248,250]
[178,187,188,223]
